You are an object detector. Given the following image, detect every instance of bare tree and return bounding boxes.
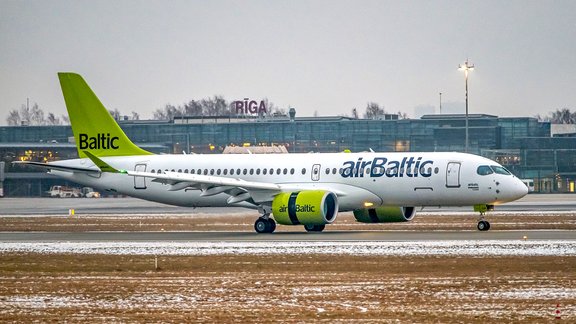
[108,109,121,121]
[6,109,21,126]
[212,95,229,116]
[351,108,358,119]
[550,108,575,124]
[183,100,202,116]
[46,113,61,125]
[538,108,576,124]
[397,111,408,119]
[153,104,182,120]
[6,102,48,125]
[30,103,45,125]
[364,102,385,119]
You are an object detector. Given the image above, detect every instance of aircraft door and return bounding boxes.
[134,163,147,189]
[446,162,461,188]
[311,164,321,181]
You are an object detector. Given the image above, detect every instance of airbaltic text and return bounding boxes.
[278,204,316,213]
[341,157,434,178]
[79,133,119,150]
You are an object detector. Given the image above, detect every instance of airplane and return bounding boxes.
[15,73,528,233]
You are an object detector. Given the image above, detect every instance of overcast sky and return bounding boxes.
[1,0,575,123]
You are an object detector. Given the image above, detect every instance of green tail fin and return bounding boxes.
[58,73,152,158]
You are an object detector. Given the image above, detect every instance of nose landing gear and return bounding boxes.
[477,219,491,231]
[474,204,494,231]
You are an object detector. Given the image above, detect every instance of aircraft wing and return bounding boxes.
[130,170,281,191]
[129,170,284,204]
[128,170,347,204]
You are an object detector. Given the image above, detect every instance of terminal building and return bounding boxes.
[1,112,576,196]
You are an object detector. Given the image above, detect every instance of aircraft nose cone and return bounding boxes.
[512,178,529,200]
[497,177,528,203]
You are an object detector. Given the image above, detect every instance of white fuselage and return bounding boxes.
[50,151,528,211]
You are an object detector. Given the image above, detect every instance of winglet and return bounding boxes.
[83,151,124,173]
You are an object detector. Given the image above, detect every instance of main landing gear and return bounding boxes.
[254,206,276,233]
[304,224,326,232]
[254,217,276,233]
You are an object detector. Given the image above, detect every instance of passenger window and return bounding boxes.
[325,168,330,175]
[171,169,175,172]
[332,168,337,174]
[243,169,247,175]
[283,168,288,175]
[203,169,208,175]
[230,169,234,175]
[184,169,189,173]
[256,169,261,175]
[223,169,228,175]
[270,168,274,175]
[157,170,162,174]
[210,169,214,175]
[290,168,295,175]
[477,165,493,176]
[191,169,195,174]
[277,168,281,174]
[250,169,254,175]
[178,169,182,173]
[434,167,439,174]
[151,169,155,173]
[263,168,267,175]
[237,168,241,175]
[302,168,306,175]
[217,169,221,175]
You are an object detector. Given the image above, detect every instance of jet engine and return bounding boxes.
[272,190,338,225]
[353,206,416,223]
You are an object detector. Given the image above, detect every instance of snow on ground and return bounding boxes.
[0,240,575,256]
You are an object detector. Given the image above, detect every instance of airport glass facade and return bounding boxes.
[1,114,575,196]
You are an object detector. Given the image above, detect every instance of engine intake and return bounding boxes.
[272,190,338,226]
[353,206,416,223]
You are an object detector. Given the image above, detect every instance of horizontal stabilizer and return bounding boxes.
[12,161,101,174]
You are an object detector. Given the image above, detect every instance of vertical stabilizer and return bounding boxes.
[58,73,152,158]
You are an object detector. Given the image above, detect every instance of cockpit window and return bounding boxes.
[477,165,493,176]
[491,165,511,175]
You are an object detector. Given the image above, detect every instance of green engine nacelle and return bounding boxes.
[353,206,416,223]
[272,190,338,226]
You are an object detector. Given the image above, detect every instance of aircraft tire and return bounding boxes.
[477,220,490,231]
[254,218,269,233]
[304,224,326,232]
[255,218,276,233]
[268,218,276,233]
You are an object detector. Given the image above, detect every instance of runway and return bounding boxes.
[2,193,576,215]
[2,229,576,242]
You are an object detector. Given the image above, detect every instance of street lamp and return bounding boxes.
[459,60,474,153]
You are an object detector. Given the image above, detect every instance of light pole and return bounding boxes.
[459,60,474,153]
[439,92,442,114]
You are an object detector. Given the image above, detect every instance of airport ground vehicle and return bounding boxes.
[81,187,101,198]
[47,185,81,198]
